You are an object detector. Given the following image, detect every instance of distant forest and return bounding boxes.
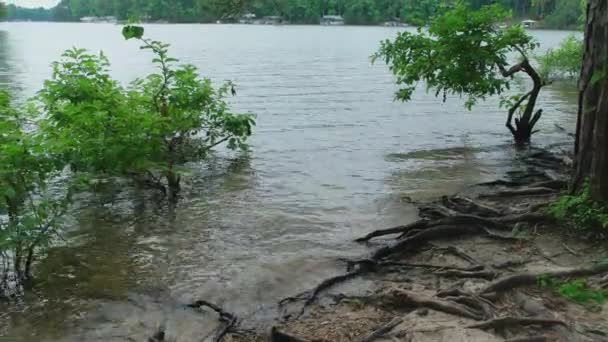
[1,0,584,29]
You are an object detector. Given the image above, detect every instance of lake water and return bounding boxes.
[0,23,579,341]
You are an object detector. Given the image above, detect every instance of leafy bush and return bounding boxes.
[0,91,68,288]
[548,182,608,232]
[39,26,255,198]
[537,35,583,82]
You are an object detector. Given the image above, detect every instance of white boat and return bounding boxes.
[321,15,345,25]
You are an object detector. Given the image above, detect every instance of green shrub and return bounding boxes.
[537,35,583,82]
[39,26,255,198]
[548,182,608,232]
[0,90,69,286]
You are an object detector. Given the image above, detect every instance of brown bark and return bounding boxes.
[501,59,545,144]
[572,0,608,202]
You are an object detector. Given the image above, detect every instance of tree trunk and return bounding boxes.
[166,169,181,200]
[505,60,544,145]
[571,0,608,202]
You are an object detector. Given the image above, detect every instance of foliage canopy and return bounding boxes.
[375,4,538,109]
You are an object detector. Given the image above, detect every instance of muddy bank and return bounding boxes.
[216,147,608,342]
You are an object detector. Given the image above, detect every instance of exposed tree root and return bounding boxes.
[356,211,549,243]
[477,179,528,187]
[355,219,431,242]
[387,288,485,321]
[505,336,549,342]
[371,224,515,261]
[434,269,498,280]
[378,261,485,273]
[468,317,567,330]
[479,187,557,198]
[493,212,550,224]
[278,269,365,319]
[432,245,480,265]
[480,263,608,295]
[441,196,502,217]
[418,204,459,219]
[355,317,403,342]
[268,327,309,342]
[187,300,238,342]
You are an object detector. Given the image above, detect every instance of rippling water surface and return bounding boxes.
[0,23,579,340]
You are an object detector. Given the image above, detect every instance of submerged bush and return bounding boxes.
[39,26,255,198]
[0,91,68,291]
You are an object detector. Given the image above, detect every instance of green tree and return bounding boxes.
[374,4,547,145]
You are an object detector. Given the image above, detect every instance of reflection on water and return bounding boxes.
[0,23,580,341]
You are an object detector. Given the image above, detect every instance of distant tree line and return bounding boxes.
[1,0,585,28]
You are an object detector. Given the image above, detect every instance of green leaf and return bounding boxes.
[122,25,144,40]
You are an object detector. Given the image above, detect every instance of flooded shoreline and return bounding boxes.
[0,24,579,341]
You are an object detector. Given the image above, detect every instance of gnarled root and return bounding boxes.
[480,263,608,295]
[356,317,403,342]
[371,224,515,261]
[188,300,238,342]
[468,317,567,330]
[278,269,364,319]
[386,288,486,321]
[268,327,309,342]
[479,187,557,198]
[506,336,549,342]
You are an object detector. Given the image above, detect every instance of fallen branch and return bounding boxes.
[480,263,608,295]
[356,317,403,342]
[187,300,238,342]
[468,316,567,330]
